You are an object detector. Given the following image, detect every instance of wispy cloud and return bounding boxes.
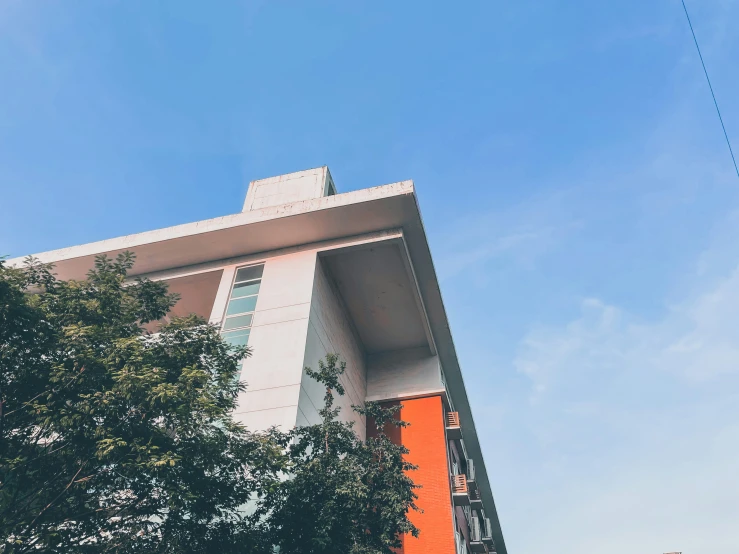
[435,189,582,281]
[515,210,739,400]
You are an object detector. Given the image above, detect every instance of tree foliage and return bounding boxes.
[0,254,282,553]
[256,354,420,554]
[1,254,419,553]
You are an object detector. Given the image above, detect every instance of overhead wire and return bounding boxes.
[680,0,739,180]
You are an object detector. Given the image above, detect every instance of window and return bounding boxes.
[221,264,264,349]
[455,531,469,554]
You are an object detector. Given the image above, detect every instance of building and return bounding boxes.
[10,167,507,554]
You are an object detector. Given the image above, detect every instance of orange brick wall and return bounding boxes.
[377,395,456,554]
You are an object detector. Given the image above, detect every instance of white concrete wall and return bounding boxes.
[365,347,444,402]
[300,257,367,439]
[222,251,318,432]
[206,246,439,435]
[243,167,333,211]
[186,231,430,436]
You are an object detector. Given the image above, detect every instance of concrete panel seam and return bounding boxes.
[254,301,311,313]
[298,384,321,417]
[306,320,364,406]
[233,404,300,415]
[239,383,303,393]
[250,316,310,329]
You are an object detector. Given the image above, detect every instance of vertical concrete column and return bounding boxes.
[233,251,318,431]
[208,266,236,325]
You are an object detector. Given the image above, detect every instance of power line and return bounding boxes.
[680,0,739,180]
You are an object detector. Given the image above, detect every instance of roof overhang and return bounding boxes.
[8,183,417,280]
[9,181,508,554]
[319,239,436,356]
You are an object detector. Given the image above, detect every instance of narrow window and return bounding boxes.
[221,264,264,349]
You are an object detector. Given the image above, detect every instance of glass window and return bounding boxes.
[223,313,253,330]
[221,264,263,349]
[226,295,258,316]
[231,281,260,298]
[222,329,250,348]
[455,532,466,554]
[235,265,263,283]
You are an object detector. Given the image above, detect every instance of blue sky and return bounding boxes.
[2,1,739,552]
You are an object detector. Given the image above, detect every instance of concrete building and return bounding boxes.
[10,167,507,554]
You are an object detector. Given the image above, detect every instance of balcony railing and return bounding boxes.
[446,411,462,440]
[452,473,467,493]
[469,488,483,509]
[452,473,470,506]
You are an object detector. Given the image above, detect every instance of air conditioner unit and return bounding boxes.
[470,516,482,542]
[483,517,494,541]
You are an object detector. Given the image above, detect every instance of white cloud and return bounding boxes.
[435,189,582,281]
[515,243,739,398]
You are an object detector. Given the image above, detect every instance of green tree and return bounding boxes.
[256,354,420,554]
[0,254,283,553]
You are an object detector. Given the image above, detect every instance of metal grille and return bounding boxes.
[452,473,468,494]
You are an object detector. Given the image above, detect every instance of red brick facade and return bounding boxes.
[378,395,456,553]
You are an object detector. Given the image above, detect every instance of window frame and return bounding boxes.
[220,263,264,349]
